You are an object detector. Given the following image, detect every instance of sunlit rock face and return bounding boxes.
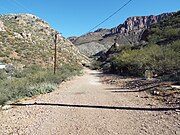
[68,12,174,56]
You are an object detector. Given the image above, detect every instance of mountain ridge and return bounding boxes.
[96,11,180,78]
[68,12,175,56]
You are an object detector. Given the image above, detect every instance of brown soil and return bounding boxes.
[0,68,179,135]
[100,73,180,106]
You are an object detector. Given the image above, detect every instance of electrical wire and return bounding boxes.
[88,0,133,32]
[12,0,32,13]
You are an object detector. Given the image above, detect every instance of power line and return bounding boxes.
[12,0,32,13]
[88,0,133,32]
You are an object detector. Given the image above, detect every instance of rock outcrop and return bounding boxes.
[0,14,89,67]
[0,21,6,31]
[68,28,111,56]
[69,12,175,56]
[68,28,111,45]
[111,13,175,35]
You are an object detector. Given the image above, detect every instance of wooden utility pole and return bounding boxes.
[54,33,58,75]
[114,38,117,44]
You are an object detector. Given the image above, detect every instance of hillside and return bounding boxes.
[69,12,175,56]
[0,14,89,68]
[141,12,180,45]
[0,14,90,105]
[96,11,180,80]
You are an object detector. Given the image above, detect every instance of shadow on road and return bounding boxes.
[11,103,179,111]
[105,88,150,92]
[105,84,162,92]
[105,88,141,92]
[89,72,104,77]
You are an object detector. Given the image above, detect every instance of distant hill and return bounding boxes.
[0,14,89,68]
[68,12,175,56]
[96,11,180,79]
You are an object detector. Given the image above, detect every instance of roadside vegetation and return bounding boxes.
[0,64,82,105]
[93,11,180,81]
[110,42,180,79]
[90,11,180,106]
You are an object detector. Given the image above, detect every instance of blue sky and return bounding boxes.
[0,0,180,37]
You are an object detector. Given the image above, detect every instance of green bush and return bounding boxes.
[90,60,102,70]
[0,69,7,80]
[110,44,180,77]
[0,64,82,105]
[171,40,180,52]
[22,83,56,97]
[99,11,180,80]
[145,12,180,44]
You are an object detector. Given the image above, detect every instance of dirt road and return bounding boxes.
[0,69,179,135]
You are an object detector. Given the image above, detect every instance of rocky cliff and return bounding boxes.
[111,12,175,35]
[109,12,175,44]
[69,12,175,56]
[0,14,89,68]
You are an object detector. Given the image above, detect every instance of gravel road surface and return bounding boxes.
[0,69,179,135]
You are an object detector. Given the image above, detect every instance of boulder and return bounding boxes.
[0,21,6,31]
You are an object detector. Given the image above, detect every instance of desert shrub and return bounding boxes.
[100,11,180,79]
[110,44,180,77]
[163,28,180,39]
[170,40,180,52]
[161,71,180,81]
[0,93,9,105]
[21,83,56,97]
[145,11,180,44]
[0,52,6,57]
[0,64,82,105]
[90,60,103,70]
[0,69,7,80]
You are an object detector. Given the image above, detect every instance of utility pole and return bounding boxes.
[54,33,58,75]
[114,38,117,44]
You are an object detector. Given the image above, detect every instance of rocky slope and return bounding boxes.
[69,12,175,56]
[0,14,89,68]
[97,11,180,79]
